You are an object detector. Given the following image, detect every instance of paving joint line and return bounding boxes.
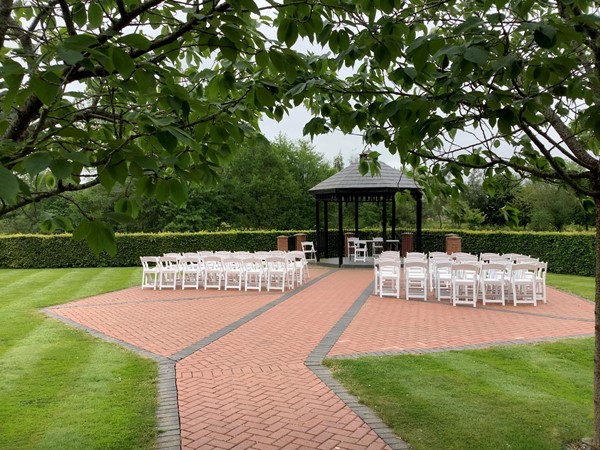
[43,309,181,450]
[305,281,412,450]
[326,333,595,360]
[47,291,278,310]
[43,268,336,450]
[170,269,336,362]
[406,297,594,322]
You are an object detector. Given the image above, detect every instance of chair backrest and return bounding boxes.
[510,263,537,279]
[480,263,506,279]
[428,251,447,259]
[404,260,428,272]
[301,241,315,251]
[479,252,501,262]
[502,253,527,263]
[379,259,401,273]
[451,263,479,279]
[140,256,159,269]
[203,255,223,269]
[454,254,478,262]
[244,257,264,271]
[222,257,243,270]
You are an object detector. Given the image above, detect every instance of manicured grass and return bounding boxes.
[0,268,157,450]
[326,338,593,450]
[547,273,595,301]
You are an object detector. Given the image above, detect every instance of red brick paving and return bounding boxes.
[49,267,594,449]
[177,269,389,450]
[329,286,593,357]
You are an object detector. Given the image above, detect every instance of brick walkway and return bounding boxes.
[46,268,594,450]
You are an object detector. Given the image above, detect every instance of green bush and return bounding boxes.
[421,229,595,276]
[0,229,594,276]
[0,231,288,269]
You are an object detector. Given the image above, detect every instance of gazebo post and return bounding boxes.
[415,191,423,252]
[324,201,329,258]
[382,194,387,243]
[338,195,344,267]
[315,199,320,261]
[391,192,396,240]
[354,198,359,238]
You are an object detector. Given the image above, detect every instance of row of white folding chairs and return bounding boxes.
[375,254,547,307]
[431,259,547,307]
[140,251,308,291]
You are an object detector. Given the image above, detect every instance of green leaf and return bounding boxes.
[118,34,152,51]
[73,219,93,241]
[464,46,489,65]
[24,152,53,175]
[29,75,59,105]
[114,197,133,215]
[88,2,103,29]
[87,221,117,256]
[72,2,87,28]
[0,164,19,204]
[169,179,188,206]
[278,20,299,48]
[534,25,557,49]
[112,48,135,78]
[156,131,178,152]
[49,159,72,179]
[155,178,170,203]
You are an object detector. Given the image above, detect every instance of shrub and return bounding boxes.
[0,229,594,276]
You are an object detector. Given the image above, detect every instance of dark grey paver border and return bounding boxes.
[43,309,182,450]
[170,269,335,361]
[327,333,595,360]
[43,267,335,450]
[305,282,412,450]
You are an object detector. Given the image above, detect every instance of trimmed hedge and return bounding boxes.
[0,231,286,269]
[421,229,596,277]
[0,229,594,276]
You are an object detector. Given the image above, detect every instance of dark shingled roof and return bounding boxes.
[309,161,419,196]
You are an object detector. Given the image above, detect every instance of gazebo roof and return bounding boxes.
[309,161,420,200]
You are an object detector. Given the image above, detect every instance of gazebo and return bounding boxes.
[309,160,422,267]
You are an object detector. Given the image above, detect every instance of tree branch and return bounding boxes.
[0,178,101,218]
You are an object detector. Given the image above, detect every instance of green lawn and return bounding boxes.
[0,268,157,450]
[326,273,596,450]
[547,273,595,301]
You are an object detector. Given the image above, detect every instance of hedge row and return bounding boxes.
[0,229,595,276]
[422,229,596,277]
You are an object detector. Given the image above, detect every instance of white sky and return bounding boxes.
[259,107,403,168]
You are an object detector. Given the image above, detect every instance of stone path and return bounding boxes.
[46,267,594,450]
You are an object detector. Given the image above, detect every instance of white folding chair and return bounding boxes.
[203,255,224,290]
[243,257,264,291]
[451,263,479,307]
[510,263,538,306]
[301,241,317,262]
[347,237,359,260]
[434,261,453,301]
[266,256,287,292]
[223,257,244,291]
[354,241,368,262]
[535,261,548,304]
[371,237,384,256]
[379,259,401,298]
[374,254,400,295]
[158,255,179,290]
[180,255,202,289]
[480,263,507,305]
[140,256,160,290]
[404,260,428,301]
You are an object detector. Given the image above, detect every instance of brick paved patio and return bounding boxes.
[47,267,594,450]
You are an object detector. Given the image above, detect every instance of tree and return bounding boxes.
[298,0,600,442]
[291,1,600,446]
[0,0,318,253]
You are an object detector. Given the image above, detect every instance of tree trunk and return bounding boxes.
[594,196,600,449]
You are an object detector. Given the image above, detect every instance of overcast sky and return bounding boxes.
[260,107,403,168]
